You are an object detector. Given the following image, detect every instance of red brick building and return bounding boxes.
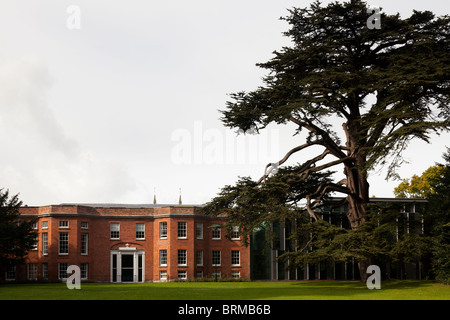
[4,204,250,282]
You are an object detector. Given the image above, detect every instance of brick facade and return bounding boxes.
[4,204,250,282]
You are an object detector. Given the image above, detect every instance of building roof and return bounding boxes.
[59,203,204,208]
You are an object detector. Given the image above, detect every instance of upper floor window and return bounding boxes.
[196,223,203,239]
[42,221,48,229]
[177,222,187,239]
[81,233,88,255]
[231,226,240,240]
[160,222,167,239]
[42,232,48,255]
[136,223,145,240]
[81,221,89,229]
[59,220,69,229]
[212,224,221,240]
[31,235,38,250]
[59,232,69,255]
[110,223,120,240]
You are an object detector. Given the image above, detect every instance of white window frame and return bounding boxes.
[81,233,88,255]
[231,226,240,240]
[177,270,187,280]
[59,220,69,229]
[42,232,48,255]
[160,249,167,266]
[177,222,187,239]
[160,222,167,239]
[160,270,167,280]
[58,262,68,279]
[59,232,69,255]
[177,249,187,266]
[135,223,145,240]
[27,263,38,280]
[212,250,221,267]
[110,223,120,240]
[81,221,89,229]
[31,234,38,250]
[80,263,88,280]
[212,224,221,240]
[42,263,48,280]
[5,266,16,281]
[231,250,240,266]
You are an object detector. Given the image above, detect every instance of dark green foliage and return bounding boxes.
[280,202,431,272]
[0,189,37,268]
[426,148,450,284]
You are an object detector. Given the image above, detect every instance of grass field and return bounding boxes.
[0,280,449,300]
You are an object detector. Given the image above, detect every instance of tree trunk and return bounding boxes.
[344,157,371,282]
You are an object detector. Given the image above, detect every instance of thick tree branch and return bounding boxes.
[257,140,323,184]
[289,116,347,160]
[311,181,352,202]
[305,195,319,221]
[298,156,353,180]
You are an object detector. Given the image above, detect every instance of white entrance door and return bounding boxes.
[111,246,144,282]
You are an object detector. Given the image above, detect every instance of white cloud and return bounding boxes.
[0,55,137,205]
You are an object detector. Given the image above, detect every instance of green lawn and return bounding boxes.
[0,280,449,300]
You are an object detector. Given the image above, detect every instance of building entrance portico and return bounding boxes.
[111,244,144,283]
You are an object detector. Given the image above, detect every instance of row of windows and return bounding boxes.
[159,249,240,267]
[4,263,241,281]
[33,220,89,230]
[36,232,89,255]
[33,220,241,242]
[110,222,240,241]
[43,232,242,263]
[4,263,88,281]
[34,220,240,241]
[33,223,241,256]
[163,270,241,280]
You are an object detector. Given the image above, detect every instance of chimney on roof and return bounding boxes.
[178,188,182,205]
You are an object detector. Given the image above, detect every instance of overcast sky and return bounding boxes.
[0,0,448,206]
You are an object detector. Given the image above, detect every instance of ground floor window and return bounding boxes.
[27,263,38,280]
[80,263,88,280]
[58,263,68,279]
[42,263,48,280]
[6,266,15,280]
[178,270,187,280]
